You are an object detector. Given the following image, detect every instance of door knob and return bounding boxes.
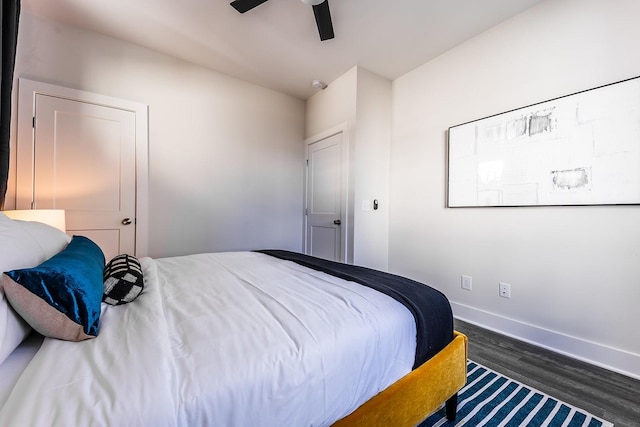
[122,218,133,225]
[333,219,341,225]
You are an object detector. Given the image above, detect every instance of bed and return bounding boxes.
[0,212,467,426]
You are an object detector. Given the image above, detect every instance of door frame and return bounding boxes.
[16,78,149,256]
[304,122,352,263]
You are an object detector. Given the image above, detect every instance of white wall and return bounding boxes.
[354,69,391,271]
[306,66,391,270]
[9,11,305,258]
[305,67,357,139]
[390,0,640,378]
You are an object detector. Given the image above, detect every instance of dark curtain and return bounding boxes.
[0,0,21,209]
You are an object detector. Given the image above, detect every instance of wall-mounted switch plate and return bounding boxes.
[499,282,511,298]
[461,275,472,290]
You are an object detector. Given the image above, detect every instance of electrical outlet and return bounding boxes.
[461,275,472,291]
[499,282,511,298]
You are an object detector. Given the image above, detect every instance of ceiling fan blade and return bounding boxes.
[231,0,269,13]
[312,1,334,41]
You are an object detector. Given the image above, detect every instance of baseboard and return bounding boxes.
[451,301,640,381]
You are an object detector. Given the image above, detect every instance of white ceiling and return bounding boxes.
[21,0,544,100]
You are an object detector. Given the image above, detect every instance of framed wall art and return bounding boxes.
[447,76,640,207]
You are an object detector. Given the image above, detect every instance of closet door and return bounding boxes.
[305,132,344,262]
[31,94,136,260]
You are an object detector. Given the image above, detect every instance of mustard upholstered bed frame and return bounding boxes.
[333,331,468,426]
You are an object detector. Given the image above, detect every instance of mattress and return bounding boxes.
[0,251,420,426]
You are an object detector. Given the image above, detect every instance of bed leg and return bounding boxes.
[445,393,458,421]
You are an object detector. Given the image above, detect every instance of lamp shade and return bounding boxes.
[3,209,66,232]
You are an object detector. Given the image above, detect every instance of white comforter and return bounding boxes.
[0,251,416,426]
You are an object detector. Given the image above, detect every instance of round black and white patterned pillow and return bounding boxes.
[103,254,144,305]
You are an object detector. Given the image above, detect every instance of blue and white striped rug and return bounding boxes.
[420,360,613,427]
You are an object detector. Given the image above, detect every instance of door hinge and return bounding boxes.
[305,208,308,215]
[306,159,309,166]
[32,117,36,128]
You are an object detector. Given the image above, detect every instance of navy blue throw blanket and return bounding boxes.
[257,250,454,369]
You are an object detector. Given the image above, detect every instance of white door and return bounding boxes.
[31,94,136,260]
[305,132,343,261]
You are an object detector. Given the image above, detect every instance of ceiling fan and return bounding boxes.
[230,0,335,41]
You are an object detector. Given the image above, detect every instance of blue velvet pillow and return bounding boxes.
[1,236,105,341]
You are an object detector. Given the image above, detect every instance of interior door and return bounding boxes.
[305,132,343,261]
[32,94,136,260]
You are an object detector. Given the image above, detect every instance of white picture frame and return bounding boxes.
[447,76,640,207]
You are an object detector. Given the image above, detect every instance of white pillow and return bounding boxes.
[0,212,71,364]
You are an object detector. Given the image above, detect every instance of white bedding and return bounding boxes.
[0,333,43,408]
[0,251,416,426]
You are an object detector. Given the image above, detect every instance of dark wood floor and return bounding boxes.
[453,319,640,427]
